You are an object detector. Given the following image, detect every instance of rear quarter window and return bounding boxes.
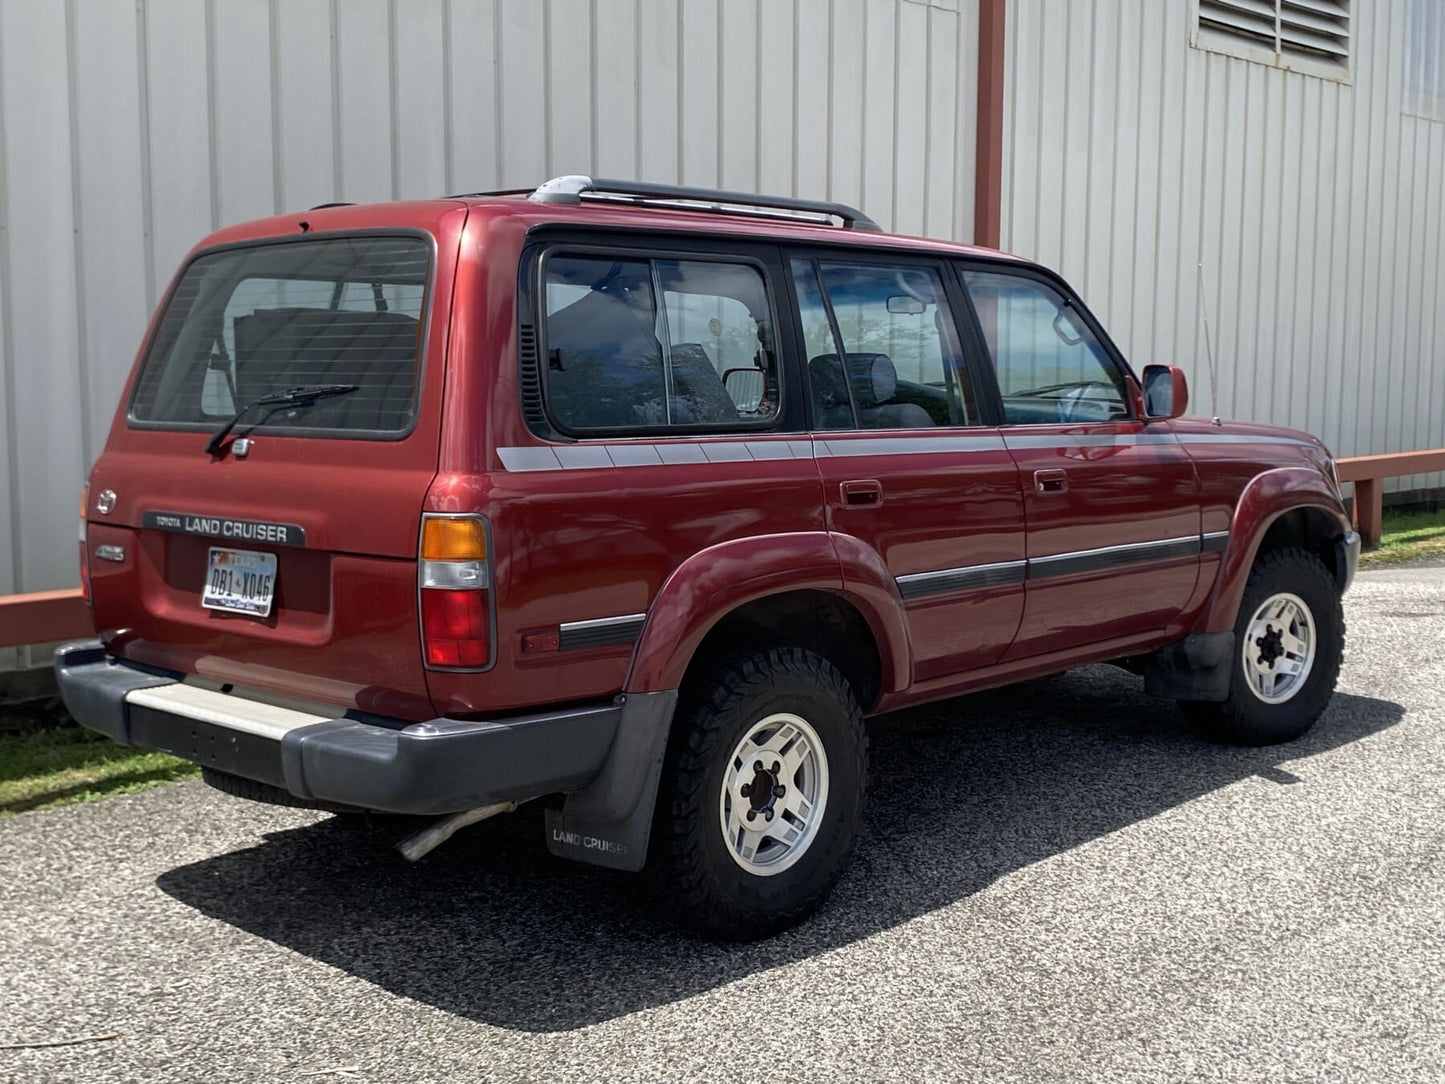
[541,253,781,434]
[130,234,431,437]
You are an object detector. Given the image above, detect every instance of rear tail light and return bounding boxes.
[418,513,492,669]
[78,482,92,605]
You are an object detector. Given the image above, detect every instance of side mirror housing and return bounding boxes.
[1142,364,1189,421]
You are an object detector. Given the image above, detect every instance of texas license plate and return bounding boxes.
[201,547,277,617]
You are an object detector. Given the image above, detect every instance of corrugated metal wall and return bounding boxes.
[1001,0,1445,498]
[0,0,978,662]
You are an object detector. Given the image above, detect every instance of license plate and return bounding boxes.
[202,547,277,617]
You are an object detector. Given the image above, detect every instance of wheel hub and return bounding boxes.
[1256,624,1286,667]
[1241,591,1316,704]
[718,713,829,876]
[739,760,785,821]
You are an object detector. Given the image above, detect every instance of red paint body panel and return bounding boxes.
[625,531,843,694]
[1198,468,1350,634]
[426,436,829,715]
[815,431,1026,680]
[1001,421,1202,658]
[82,194,1354,734]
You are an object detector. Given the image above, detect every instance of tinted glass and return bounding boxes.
[789,260,852,430]
[131,236,429,435]
[544,255,779,431]
[791,258,977,430]
[962,270,1130,425]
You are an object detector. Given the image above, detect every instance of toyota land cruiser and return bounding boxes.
[57,176,1359,938]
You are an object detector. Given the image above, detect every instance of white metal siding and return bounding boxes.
[1002,0,1445,497]
[0,0,978,644]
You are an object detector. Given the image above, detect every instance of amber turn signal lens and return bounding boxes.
[79,482,90,519]
[422,517,487,561]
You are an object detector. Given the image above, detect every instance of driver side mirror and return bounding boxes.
[1141,364,1189,421]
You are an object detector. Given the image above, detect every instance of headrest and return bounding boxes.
[810,353,897,409]
[808,354,851,408]
[847,353,896,406]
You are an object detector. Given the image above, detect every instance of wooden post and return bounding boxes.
[1353,478,1383,549]
[974,0,1006,249]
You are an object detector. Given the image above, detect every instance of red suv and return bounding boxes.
[58,176,1359,938]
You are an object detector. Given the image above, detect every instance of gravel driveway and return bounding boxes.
[2,566,1441,1082]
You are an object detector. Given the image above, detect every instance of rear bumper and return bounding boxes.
[54,640,621,816]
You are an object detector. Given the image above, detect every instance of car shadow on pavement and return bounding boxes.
[155,665,1403,1033]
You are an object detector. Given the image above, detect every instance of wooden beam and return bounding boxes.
[974,0,1006,249]
[1337,450,1445,548]
[1335,449,1445,483]
[0,589,92,650]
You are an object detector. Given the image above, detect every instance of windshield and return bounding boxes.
[130,235,431,437]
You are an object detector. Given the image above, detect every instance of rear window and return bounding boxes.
[130,235,431,437]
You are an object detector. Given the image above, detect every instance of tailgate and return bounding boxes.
[84,223,462,722]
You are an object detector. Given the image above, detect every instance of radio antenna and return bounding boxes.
[1196,262,1221,424]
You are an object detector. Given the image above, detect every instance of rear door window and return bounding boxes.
[130,235,430,436]
[542,254,781,432]
[789,257,978,430]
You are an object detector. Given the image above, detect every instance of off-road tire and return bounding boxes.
[1181,546,1344,746]
[654,645,868,940]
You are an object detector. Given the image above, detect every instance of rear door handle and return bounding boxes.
[1034,469,1068,494]
[841,479,883,507]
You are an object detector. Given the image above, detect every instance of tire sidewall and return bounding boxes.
[689,654,866,921]
[1226,550,1343,740]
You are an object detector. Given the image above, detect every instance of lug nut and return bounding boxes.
[763,809,773,822]
[739,783,752,797]
[773,784,786,798]
[746,809,756,822]
[771,761,780,775]
[754,761,764,773]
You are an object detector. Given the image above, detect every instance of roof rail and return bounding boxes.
[525,175,883,232]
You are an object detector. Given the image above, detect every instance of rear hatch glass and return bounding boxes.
[130,235,431,438]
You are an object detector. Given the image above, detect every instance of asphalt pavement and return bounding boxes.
[2,566,1442,1082]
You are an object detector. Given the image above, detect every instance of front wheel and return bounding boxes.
[1181,546,1344,745]
[654,646,868,940]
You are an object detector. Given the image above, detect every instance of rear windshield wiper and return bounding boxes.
[204,384,360,456]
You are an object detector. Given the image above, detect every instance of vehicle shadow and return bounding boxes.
[155,665,1403,1033]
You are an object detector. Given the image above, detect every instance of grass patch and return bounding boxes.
[1359,507,1445,567]
[0,723,198,817]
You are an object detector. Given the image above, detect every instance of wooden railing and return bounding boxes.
[1337,449,1445,548]
[0,588,90,651]
[2,449,1441,652]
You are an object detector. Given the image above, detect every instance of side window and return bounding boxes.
[542,254,779,432]
[961,270,1130,425]
[789,257,977,431]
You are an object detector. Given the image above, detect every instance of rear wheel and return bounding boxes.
[1181,546,1344,745]
[655,645,867,940]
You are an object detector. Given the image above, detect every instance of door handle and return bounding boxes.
[1034,469,1068,494]
[841,479,883,507]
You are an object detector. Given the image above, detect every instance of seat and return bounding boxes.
[666,343,741,424]
[809,352,935,430]
[545,285,668,428]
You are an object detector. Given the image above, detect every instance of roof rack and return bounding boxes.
[521,175,883,232]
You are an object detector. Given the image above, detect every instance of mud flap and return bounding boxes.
[544,689,678,871]
[1143,631,1236,702]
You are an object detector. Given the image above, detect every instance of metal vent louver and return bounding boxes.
[1197,0,1350,76]
[518,323,546,428]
